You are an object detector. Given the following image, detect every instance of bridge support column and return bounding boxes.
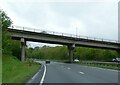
[21,38,26,62]
[68,44,75,63]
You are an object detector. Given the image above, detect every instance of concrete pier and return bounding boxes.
[68,44,75,63]
[21,38,26,62]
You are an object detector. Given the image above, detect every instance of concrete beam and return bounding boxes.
[68,44,75,63]
[21,38,26,62]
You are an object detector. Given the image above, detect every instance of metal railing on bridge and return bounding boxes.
[8,25,119,44]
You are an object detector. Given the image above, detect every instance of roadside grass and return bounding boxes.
[0,56,2,85]
[78,62,120,70]
[2,55,40,83]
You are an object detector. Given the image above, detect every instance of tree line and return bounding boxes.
[26,45,119,62]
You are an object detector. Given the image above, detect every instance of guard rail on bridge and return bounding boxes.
[8,25,119,44]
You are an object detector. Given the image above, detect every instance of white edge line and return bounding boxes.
[39,64,46,85]
[27,63,41,83]
[32,71,39,80]
[91,66,118,72]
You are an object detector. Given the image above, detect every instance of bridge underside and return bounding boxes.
[12,36,119,50]
[19,38,76,63]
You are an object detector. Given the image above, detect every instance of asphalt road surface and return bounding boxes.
[27,61,119,85]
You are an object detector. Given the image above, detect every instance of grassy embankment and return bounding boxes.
[2,55,40,83]
[0,56,2,84]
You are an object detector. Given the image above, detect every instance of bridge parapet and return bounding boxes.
[8,25,119,44]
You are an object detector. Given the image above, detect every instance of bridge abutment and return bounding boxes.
[21,38,26,62]
[68,44,75,63]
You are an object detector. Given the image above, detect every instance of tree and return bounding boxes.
[1,10,12,31]
[1,10,12,55]
[1,10,21,59]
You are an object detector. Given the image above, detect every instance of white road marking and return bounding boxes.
[68,67,71,69]
[91,66,118,72]
[106,69,118,72]
[59,63,64,64]
[39,64,47,85]
[27,64,42,83]
[32,71,39,80]
[79,71,84,74]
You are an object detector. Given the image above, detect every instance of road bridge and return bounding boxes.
[8,26,120,62]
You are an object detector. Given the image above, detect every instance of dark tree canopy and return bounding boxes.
[0,10,12,31]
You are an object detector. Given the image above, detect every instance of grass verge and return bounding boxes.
[2,55,40,83]
[0,55,2,85]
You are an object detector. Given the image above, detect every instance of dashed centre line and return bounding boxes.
[79,71,84,74]
[68,67,71,69]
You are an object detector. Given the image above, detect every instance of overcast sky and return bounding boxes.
[0,0,119,47]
